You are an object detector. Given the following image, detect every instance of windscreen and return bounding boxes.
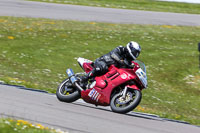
[134,60,146,73]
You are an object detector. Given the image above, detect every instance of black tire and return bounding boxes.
[56,78,81,103]
[110,89,142,114]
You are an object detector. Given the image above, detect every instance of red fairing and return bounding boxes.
[81,64,142,106]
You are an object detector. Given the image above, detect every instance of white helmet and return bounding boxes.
[126,41,141,60]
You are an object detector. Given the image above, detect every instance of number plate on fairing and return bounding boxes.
[136,68,148,88]
[88,89,101,102]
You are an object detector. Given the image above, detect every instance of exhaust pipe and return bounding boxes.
[66,69,84,91]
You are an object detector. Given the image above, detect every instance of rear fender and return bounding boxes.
[126,84,140,91]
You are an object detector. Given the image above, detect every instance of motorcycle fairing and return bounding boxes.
[135,68,148,88]
[81,65,138,106]
[95,77,107,89]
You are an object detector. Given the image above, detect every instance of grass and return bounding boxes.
[0,118,66,133]
[28,0,200,14]
[0,17,200,125]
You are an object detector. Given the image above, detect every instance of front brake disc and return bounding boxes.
[116,92,133,105]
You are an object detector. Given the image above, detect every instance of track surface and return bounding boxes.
[0,0,200,26]
[0,85,199,133]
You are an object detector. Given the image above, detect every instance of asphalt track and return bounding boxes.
[0,0,200,26]
[0,84,200,133]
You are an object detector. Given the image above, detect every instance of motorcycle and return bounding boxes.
[56,57,147,114]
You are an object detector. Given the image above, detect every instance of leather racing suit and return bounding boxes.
[86,46,133,79]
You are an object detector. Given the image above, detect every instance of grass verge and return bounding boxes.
[0,118,67,133]
[0,17,199,125]
[28,0,200,14]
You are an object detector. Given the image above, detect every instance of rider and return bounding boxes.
[81,41,141,82]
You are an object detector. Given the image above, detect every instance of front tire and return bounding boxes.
[110,89,142,114]
[56,78,81,103]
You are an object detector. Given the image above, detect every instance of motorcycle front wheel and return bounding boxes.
[56,78,81,103]
[110,89,142,114]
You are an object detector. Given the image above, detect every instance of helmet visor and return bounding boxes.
[129,44,140,58]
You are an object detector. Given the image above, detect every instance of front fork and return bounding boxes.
[121,84,140,98]
[122,86,128,99]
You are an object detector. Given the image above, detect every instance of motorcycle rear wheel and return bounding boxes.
[110,89,142,114]
[56,78,81,103]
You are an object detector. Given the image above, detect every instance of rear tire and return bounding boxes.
[56,78,81,103]
[110,89,142,114]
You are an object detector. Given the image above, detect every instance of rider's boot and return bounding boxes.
[80,75,89,83]
[78,75,88,90]
[79,69,96,83]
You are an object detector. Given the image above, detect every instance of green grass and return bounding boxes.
[29,0,200,14]
[0,17,200,125]
[0,118,63,133]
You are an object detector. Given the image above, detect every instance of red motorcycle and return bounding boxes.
[56,57,147,113]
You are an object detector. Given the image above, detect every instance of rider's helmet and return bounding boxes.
[126,41,141,60]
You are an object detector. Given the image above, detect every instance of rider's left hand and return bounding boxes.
[124,59,134,69]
